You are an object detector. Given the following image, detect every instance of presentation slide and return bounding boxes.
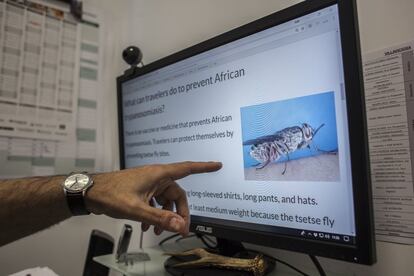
[122,22,356,237]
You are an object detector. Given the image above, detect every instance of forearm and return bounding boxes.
[0,175,71,246]
[0,162,222,246]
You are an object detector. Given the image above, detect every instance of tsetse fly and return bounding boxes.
[243,123,334,174]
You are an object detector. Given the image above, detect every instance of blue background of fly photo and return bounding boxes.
[240,91,339,168]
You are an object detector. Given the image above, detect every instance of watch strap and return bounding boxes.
[66,191,90,216]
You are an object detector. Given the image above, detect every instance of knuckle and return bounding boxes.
[177,187,187,199]
[158,212,171,228]
[125,200,140,215]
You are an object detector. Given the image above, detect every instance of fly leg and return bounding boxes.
[281,153,290,175]
[314,144,338,154]
[256,159,270,170]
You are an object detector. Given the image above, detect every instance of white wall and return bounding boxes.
[0,216,119,275]
[124,0,301,64]
[120,1,414,276]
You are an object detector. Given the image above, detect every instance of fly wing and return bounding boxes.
[243,134,282,145]
[278,126,302,136]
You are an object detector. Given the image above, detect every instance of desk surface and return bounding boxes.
[93,240,327,276]
[94,249,169,276]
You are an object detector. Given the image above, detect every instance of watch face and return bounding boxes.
[64,173,91,192]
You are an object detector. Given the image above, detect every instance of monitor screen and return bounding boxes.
[118,0,375,264]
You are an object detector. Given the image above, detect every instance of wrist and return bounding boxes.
[84,173,106,215]
[54,175,72,216]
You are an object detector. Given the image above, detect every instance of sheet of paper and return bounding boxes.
[0,0,102,178]
[363,40,414,244]
[8,266,59,276]
[0,0,79,141]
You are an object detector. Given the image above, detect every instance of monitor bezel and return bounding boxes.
[117,0,376,265]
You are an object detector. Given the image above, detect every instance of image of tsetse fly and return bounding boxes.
[243,123,335,174]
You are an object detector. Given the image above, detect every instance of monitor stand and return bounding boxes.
[164,238,276,276]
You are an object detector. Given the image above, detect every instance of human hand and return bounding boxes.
[85,161,222,236]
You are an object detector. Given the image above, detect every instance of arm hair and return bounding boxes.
[0,175,71,246]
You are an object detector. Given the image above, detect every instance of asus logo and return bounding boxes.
[195,225,213,234]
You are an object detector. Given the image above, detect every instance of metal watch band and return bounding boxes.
[66,191,90,216]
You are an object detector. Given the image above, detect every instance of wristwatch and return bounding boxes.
[62,172,94,216]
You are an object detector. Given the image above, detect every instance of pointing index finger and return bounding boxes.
[160,161,222,180]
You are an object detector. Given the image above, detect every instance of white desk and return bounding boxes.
[93,239,328,276]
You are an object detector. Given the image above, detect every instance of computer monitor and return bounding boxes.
[118,0,376,266]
